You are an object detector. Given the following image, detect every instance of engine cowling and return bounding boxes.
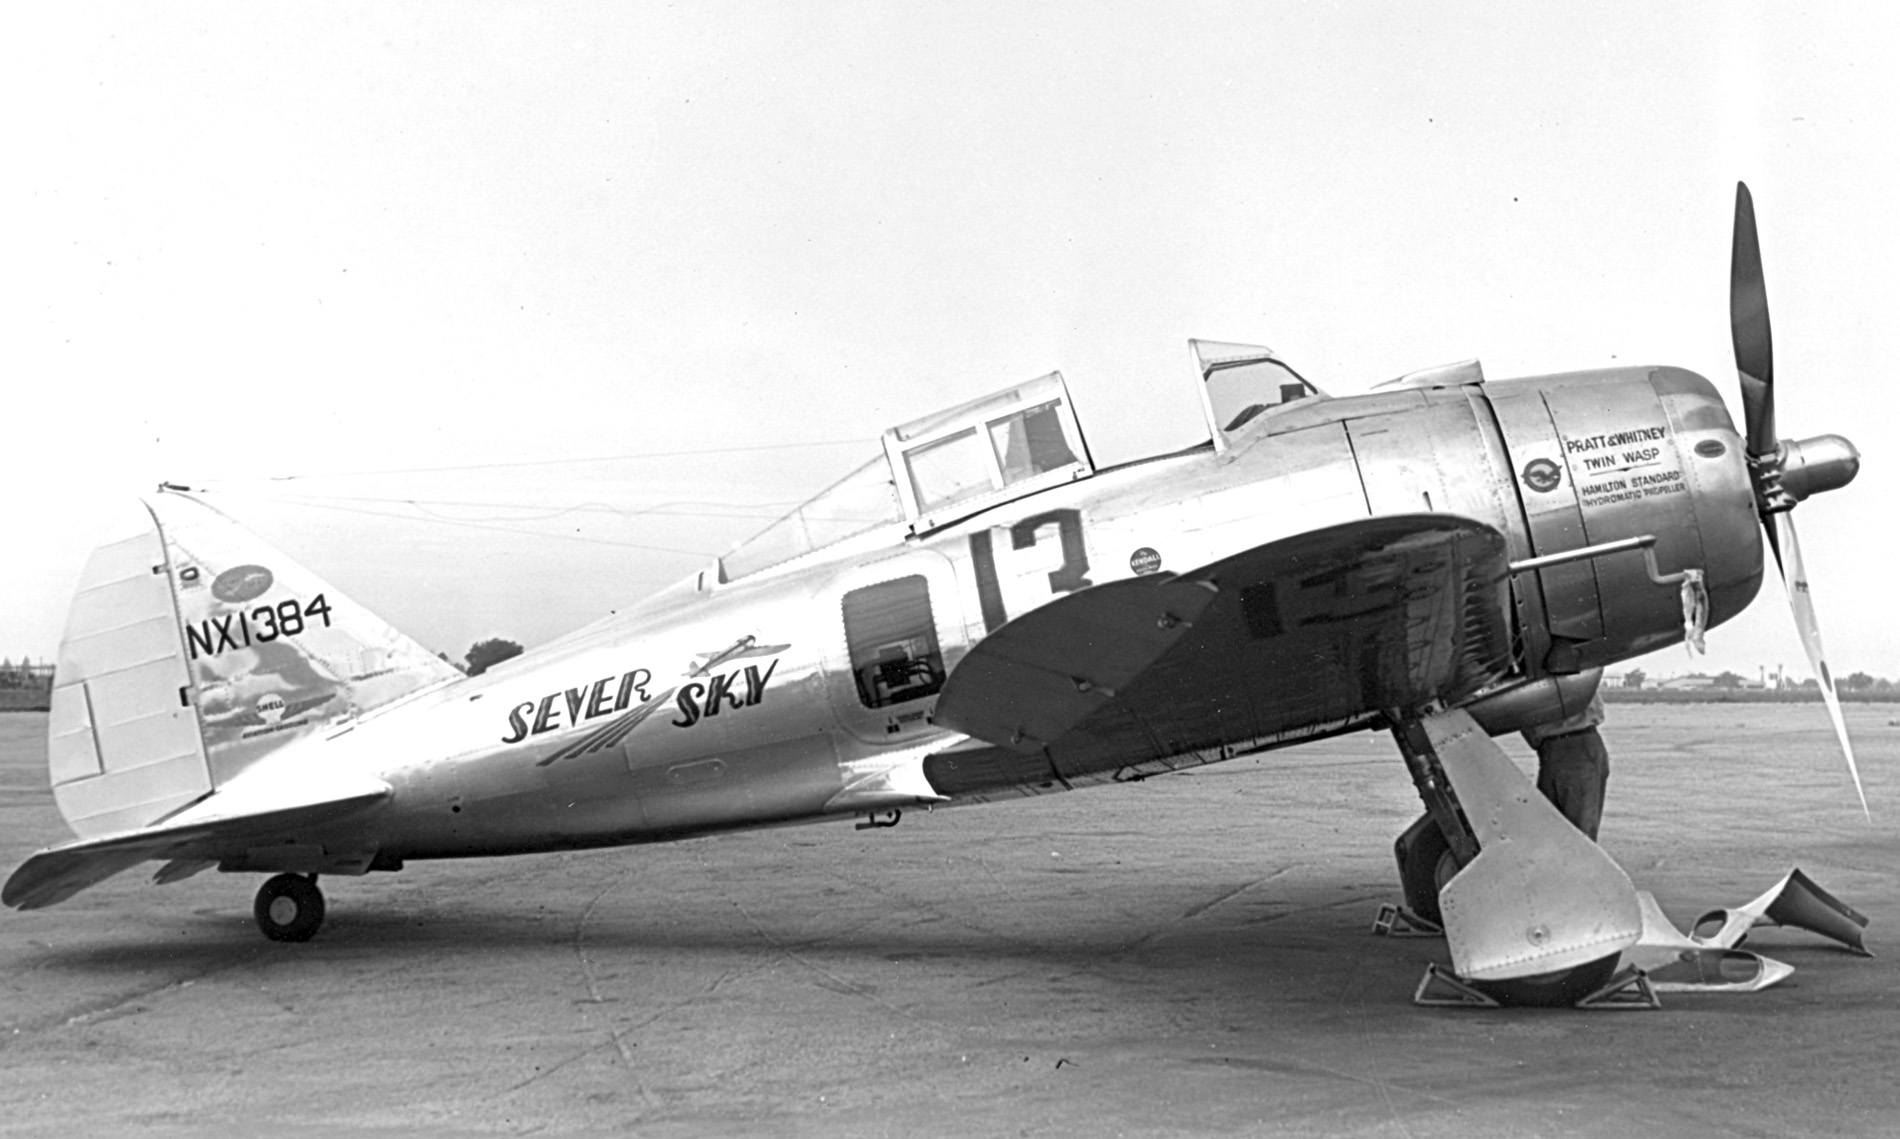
[1482,366,1763,675]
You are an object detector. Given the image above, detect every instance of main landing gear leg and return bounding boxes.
[1390,708,1644,1007]
[1391,718,1480,930]
[254,873,326,942]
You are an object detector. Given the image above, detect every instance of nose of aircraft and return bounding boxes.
[1773,433,1859,505]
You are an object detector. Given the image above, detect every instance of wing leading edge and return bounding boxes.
[929,514,1516,791]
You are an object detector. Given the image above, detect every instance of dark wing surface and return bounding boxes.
[929,514,1515,794]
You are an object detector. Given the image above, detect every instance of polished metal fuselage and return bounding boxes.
[279,366,1761,867]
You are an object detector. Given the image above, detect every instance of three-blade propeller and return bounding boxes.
[1729,182,1868,818]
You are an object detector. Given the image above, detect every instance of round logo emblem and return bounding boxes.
[1521,459,1563,494]
[1129,547,1163,576]
[212,564,274,603]
[255,694,286,724]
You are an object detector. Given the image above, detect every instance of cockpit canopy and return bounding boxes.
[883,372,1094,531]
[719,348,1318,581]
[720,372,1094,581]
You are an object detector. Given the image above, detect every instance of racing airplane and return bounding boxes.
[4,185,1864,1004]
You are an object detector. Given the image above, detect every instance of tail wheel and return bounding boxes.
[254,873,325,942]
[1394,814,1464,927]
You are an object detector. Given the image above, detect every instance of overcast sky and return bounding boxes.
[5,3,1897,687]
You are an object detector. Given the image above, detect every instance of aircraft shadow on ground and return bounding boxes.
[24,883,1393,995]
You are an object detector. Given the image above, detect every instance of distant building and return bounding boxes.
[1660,676,1716,690]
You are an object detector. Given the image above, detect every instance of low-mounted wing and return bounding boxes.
[930,514,1515,789]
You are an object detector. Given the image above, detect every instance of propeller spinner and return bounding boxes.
[1730,181,1868,817]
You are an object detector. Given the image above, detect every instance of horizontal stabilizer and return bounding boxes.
[4,762,390,911]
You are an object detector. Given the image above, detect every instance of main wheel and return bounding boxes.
[1469,954,1624,1008]
[254,873,325,942]
[1394,814,1464,927]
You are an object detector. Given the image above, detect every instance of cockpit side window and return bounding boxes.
[1209,359,1315,433]
[906,428,995,515]
[988,400,1079,485]
[1189,340,1326,453]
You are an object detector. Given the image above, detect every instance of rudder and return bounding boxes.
[49,511,212,838]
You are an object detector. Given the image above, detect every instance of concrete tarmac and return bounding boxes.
[3,703,1898,1138]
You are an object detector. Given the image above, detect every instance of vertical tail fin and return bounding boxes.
[49,489,460,839]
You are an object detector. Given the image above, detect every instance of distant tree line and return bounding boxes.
[0,641,535,688]
[0,658,54,690]
[464,638,524,676]
[1621,667,1892,692]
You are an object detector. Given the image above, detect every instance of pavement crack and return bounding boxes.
[976,857,1020,902]
[816,863,1065,960]
[3,945,272,1041]
[573,873,637,1068]
[730,898,924,1022]
[1112,867,1297,957]
[499,1039,619,1095]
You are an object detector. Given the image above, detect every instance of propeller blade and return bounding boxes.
[1730,182,1776,459]
[1774,511,1869,819]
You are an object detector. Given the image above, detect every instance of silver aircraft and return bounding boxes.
[5,186,1862,1003]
